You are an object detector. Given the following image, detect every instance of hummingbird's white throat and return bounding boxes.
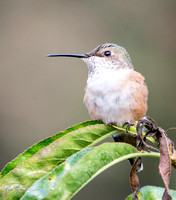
[86,67,133,94]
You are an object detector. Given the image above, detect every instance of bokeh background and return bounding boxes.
[0,0,176,199]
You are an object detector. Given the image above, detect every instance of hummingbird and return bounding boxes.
[47,43,148,127]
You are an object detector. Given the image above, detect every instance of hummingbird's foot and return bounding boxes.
[123,121,135,133]
[109,122,117,126]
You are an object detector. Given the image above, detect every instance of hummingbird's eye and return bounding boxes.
[104,51,111,57]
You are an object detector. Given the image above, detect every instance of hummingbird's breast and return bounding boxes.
[84,69,148,126]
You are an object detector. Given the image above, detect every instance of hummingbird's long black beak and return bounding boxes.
[46,53,90,58]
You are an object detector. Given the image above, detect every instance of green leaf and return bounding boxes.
[22,143,160,200]
[126,185,176,200]
[0,120,103,179]
[0,121,121,199]
[21,148,94,200]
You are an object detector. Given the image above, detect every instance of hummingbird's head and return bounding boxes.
[82,43,133,76]
[47,43,133,77]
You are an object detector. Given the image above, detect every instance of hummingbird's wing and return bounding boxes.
[127,70,148,121]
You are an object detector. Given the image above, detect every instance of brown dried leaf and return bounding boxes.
[158,128,172,200]
[130,157,140,200]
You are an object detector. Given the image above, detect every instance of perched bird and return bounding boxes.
[47,43,148,127]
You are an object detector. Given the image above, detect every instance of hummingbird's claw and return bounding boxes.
[123,121,135,133]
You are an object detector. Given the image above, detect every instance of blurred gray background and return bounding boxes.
[0,0,176,199]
